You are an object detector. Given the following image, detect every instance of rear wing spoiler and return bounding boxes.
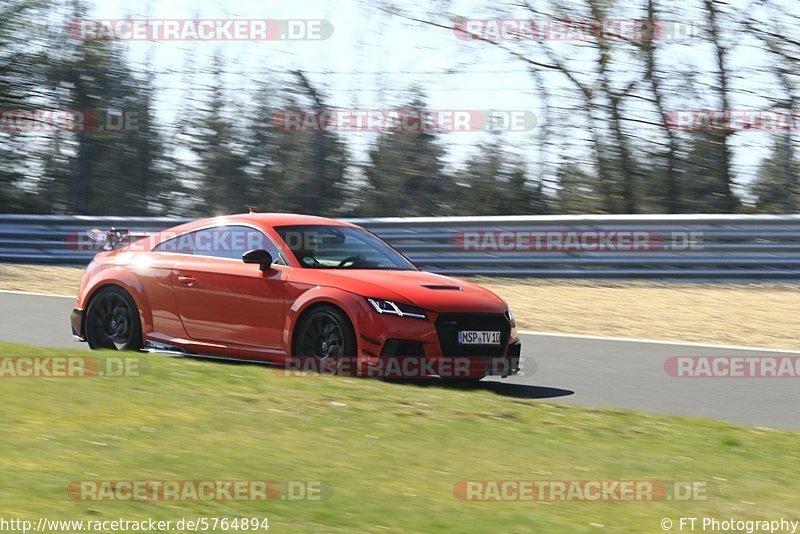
[85,228,154,251]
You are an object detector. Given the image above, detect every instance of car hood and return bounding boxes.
[291,269,508,313]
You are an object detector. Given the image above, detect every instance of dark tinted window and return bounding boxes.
[275,225,416,270]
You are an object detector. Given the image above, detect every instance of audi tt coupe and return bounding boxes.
[70,214,521,380]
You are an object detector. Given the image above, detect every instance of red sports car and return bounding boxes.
[70,214,521,380]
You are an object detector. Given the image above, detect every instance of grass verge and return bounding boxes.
[0,342,798,532]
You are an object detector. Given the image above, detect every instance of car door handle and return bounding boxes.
[177,275,196,287]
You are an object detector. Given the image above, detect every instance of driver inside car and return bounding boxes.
[294,231,320,267]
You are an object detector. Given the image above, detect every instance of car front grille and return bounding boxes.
[381,339,425,357]
[435,313,511,358]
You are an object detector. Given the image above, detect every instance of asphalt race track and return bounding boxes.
[2,291,798,430]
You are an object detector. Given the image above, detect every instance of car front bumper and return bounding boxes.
[505,338,522,377]
[356,311,522,379]
[71,308,85,342]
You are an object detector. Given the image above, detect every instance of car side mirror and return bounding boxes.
[242,249,273,271]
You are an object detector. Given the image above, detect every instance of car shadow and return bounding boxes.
[389,379,574,399]
[171,355,574,399]
[474,381,575,399]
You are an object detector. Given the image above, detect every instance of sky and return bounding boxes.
[78,0,800,197]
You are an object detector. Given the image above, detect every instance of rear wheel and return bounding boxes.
[85,287,142,351]
[293,305,356,375]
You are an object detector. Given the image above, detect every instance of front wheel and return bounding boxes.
[293,305,356,375]
[85,287,143,351]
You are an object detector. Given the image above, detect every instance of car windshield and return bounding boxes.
[275,225,418,270]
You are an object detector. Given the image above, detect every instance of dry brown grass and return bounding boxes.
[470,278,800,350]
[0,263,84,295]
[0,264,797,350]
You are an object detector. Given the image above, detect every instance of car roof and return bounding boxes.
[166,213,360,235]
[224,213,357,228]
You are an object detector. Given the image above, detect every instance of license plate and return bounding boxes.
[457,331,501,345]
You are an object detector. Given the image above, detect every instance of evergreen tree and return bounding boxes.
[248,77,351,216]
[454,140,549,215]
[0,0,52,212]
[750,136,799,213]
[187,54,256,215]
[679,131,741,213]
[360,95,450,216]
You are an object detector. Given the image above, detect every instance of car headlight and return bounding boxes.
[506,307,516,327]
[366,298,427,319]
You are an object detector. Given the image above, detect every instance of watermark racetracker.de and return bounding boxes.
[274,355,533,379]
[452,18,705,42]
[68,480,332,502]
[68,19,334,41]
[451,230,704,252]
[271,109,537,132]
[0,109,139,133]
[65,228,271,253]
[454,480,713,502]
[665,356,800,378]
[666,109,800,132]
[0,356,148,378]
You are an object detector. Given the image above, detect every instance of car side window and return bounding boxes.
[153,233,195,254]
[192,225,286,265]
[153,225,286,265]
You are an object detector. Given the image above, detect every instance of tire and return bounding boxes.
[292,305,356,375]
[85,286,143,351]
